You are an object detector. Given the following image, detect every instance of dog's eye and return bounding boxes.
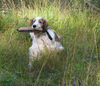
[39,21,42,23]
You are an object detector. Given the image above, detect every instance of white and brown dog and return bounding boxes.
[17,17,64,67]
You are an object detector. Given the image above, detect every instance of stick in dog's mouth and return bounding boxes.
[17,27,41,32]
[17,27,35,32]
[17,27,53,40]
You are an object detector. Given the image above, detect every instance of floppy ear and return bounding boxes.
[42,19,49,30]
[30,18,34,26]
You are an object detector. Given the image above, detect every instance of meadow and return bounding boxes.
[0,0,100,86]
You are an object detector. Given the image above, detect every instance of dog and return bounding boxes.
[17,17,64,67]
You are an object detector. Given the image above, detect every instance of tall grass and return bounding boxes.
[0,0,100,86]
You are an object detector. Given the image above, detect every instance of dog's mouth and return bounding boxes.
[17,27,53,40]
[17,27,41,32]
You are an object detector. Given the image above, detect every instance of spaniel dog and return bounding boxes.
[17,17,64,67]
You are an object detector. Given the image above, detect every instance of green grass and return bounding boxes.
[0,0,100,86]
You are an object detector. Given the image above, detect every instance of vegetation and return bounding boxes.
[0,0,100,86]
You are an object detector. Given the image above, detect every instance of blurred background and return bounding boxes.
[0,0,100,86]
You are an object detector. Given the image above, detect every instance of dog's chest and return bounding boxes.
[31,33,54,50]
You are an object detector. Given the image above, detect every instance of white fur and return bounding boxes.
[28,17,64,67]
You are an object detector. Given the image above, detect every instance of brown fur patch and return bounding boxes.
[54,32,60,42]
[30,19,35,26]
[41,18,49,30]
[39,19,44,24]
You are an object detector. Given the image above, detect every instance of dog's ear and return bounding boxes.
[30,19,33,26]
[42,19,49,30]
[30,18,35,26]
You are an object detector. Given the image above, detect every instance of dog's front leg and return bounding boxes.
[28,47,38,68]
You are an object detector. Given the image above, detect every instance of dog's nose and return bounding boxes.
[33,25,36,28]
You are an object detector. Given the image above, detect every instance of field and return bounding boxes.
[0,0,100,86]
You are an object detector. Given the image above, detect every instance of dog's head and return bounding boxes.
[17,17,49,32]
[30,17,49,31]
